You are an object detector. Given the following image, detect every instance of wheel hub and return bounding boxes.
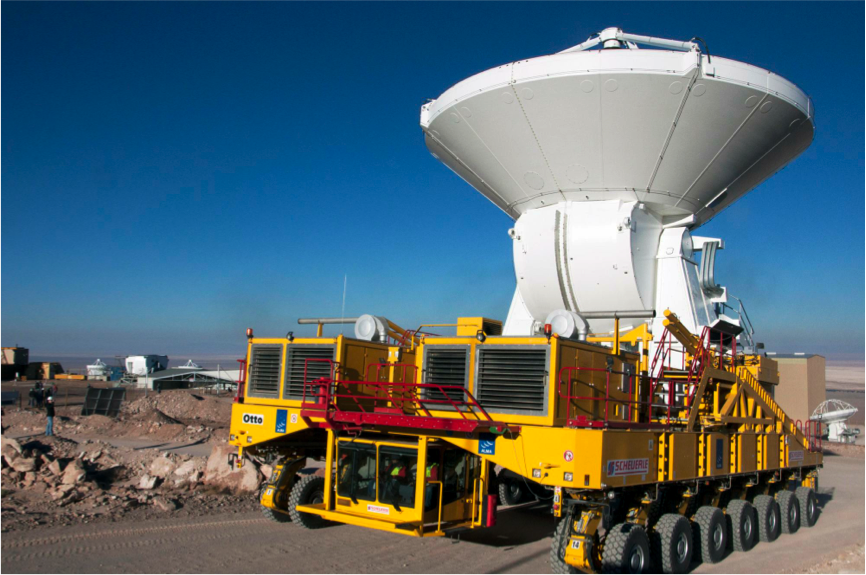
[712,523,724,549]
[628,544,645,573]
[675,532,689,562]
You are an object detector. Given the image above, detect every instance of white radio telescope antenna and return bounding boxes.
[810,399,860,444]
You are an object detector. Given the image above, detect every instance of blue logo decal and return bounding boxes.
[715,438,724,469]
[276,409,288,433]
[479,433,495,455]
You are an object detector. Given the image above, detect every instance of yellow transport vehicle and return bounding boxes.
[228,310,821,573]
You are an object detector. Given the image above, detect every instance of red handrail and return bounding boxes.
[299,362,498,427]
[364,362,418,385]
[234,358,247,403]
[557,366,666,428]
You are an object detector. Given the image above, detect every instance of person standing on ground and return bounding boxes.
[45,394,55,436]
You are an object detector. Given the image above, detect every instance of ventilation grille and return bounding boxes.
[248,345,282,399]
[423,347,469,406]
[284,345,336,399]
[475,348,547,415]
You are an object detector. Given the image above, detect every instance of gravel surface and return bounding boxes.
[2,454,862,574]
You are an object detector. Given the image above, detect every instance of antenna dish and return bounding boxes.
[421,28,814,226]
[811,399,860,444]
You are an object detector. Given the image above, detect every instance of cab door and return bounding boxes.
[423,446,477,524]
[334,439,422,524]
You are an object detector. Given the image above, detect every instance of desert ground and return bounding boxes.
[1,363,863,574]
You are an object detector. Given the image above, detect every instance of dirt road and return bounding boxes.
[2,455,861,574]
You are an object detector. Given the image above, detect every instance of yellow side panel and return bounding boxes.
[442,427,605,489]
[336,339,390,411]
[764,433,780,469]
[601,431,658,488]
[456,317,502,337]
[669,433,697,482]
[229,403,309,448]
[739,434,757,473]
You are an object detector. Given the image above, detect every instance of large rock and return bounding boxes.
[153,496,178,512]
[2,437,24,468]
[150,456,176,478]
[173,459,200,478]
[11,457,38,473]
[138,474,159,490]
[61,459,86,485]
[48,459,64,477]
[1,436,22,458]
[203,443,260,494]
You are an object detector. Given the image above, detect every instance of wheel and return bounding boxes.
[259,485,292,523]
[602,523,650,573]
[753,494,781,543]
[795,486,819,527]
[549,517,579,574]
[498,475,525,506]
[652,513,692,574]
[725,499,756,552]
[693,506,727,564]
[288,475,328,529]
[776,491,800,534]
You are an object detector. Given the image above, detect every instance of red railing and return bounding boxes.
[647,324,744,423]
[299,359,514,433]
[364,362,418,385]
[684,327,711,407]
[557,366,668,429]
[804,420,822,452]
[234,358,247,403]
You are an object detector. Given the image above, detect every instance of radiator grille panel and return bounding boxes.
[284,345,336,399]
[423,347,469,406]
[475,348,547,414]
[248,345,282,399]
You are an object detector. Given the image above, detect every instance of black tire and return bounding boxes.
[259,486,292,523]
[652,513,693,574]
[288,475,328,529]
[795,486,819,527]
[693,506,727,564]
[602,523,650,574]
[550,517,579,574]
[776,491,800,534]
[753,494,781,543]
[499,476,525,506]
[725,499,756,552]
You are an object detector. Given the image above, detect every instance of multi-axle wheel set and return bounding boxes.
[550,481,819,573]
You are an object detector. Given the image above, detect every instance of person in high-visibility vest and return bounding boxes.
[426,460,439,481]
[389,459,407,480]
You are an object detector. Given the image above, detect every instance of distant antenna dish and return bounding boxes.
[810,399,860,444]
[179,359,204,370]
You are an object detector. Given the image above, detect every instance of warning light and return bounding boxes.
[246,328,254,339]
[543,323,553,337]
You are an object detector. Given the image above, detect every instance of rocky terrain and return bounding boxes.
[1,390,269,534]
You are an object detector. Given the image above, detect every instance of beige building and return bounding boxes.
[769,353,826,423]
[1,347,29,380]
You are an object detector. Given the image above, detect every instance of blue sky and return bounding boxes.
[2,2,863,361]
